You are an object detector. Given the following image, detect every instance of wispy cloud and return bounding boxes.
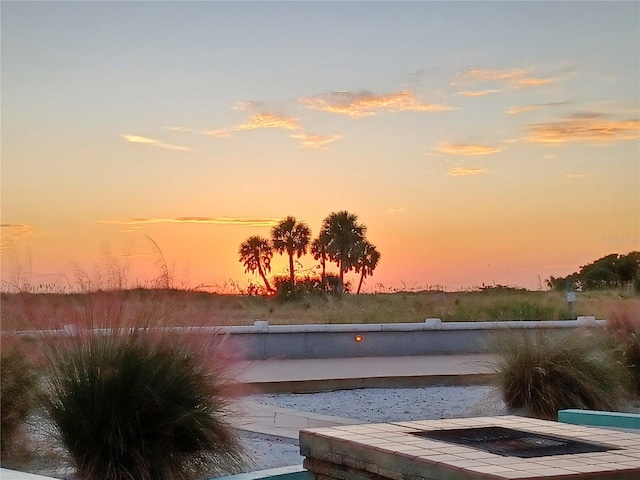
[300,91,452,118]
[432,142,501,155]
[507,102,569,115]
[205,129,232,138]
[512,77,556,88]
[236,113,300,131]
[459,68,525,82]
[507,105,538,115]
[457,89,501,97]
[204,111,342,149]
[99,217,281,227]
[527,114,640,144]
[447,167,489,177]
[232,101,264,111]
[454,68,558,89]
[0,224,37,251]
[164,126,193,132]
[122,134,195,152]
[385,208,407,214]
[205,113,300,138]
[290,132,342,149]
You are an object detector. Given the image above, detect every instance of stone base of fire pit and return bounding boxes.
[300,415,640,480]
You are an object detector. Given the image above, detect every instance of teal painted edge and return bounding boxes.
[558,409,640,430]
[212,465,309,480]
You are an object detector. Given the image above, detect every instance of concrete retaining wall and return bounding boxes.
[12,317,604,360]
[221,317,603,360]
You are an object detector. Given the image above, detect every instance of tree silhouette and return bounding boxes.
[271,216,311,285]
[238,236,274,293]
[321,211,366,291]
[545,251,640,291]
[311,233,330,288]
[354,241,381,294]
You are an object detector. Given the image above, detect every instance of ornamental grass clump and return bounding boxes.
[42,329,246,480]
[493,330,628,420]
[606,307,640,397]
[0,338,38,461]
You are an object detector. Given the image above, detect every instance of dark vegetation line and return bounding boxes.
[238,210,380,297]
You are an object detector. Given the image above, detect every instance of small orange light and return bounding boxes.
[355,334,363,342]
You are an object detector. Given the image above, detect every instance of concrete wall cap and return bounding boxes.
[268,324,328,333]
[424,318,442,330]
[381,323,427,332]
[254,320,270,332]
[326,324,382,332]
[576,315,598,325]
[13,319,607,338]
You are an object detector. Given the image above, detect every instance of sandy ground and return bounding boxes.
[243,385,507,471]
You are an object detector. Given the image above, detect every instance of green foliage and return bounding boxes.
[547,251,640,291]
[0,339,38,459]
[493,330,628,420]
[42,331,245,480]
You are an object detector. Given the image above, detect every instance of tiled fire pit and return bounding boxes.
[299,415,640,479]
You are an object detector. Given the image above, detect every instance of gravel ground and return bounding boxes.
[10,386,506,477]
[244,385,507,471]
[250,385,507,424]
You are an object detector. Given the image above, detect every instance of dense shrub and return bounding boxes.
[493,330,628,420]
[0,338,38,460]
[42,330,245,480]
[274,273,350,302]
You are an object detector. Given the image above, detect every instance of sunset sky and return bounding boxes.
[2,1,639,292]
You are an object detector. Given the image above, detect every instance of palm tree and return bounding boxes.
[321,211,367,290]
[238,236,274,293]
[311,233,330,288]
[271,216,311,285]
[354,241,381,294]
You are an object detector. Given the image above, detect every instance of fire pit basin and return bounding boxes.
[412,425,620,458]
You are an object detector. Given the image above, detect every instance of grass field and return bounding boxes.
[1,287,638,331]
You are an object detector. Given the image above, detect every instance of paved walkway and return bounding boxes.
[234,400,362,442]
[232,353,496,393]
[232,354,496,442]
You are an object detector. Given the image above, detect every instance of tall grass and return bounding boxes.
[606,307,640,397]
[1,287,638,329]
[42,329,246,480]
[0,337,38,461]
[493,330,628,420]
[2,284,248,479]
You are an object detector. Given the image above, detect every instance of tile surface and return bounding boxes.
[300,416,640,480]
